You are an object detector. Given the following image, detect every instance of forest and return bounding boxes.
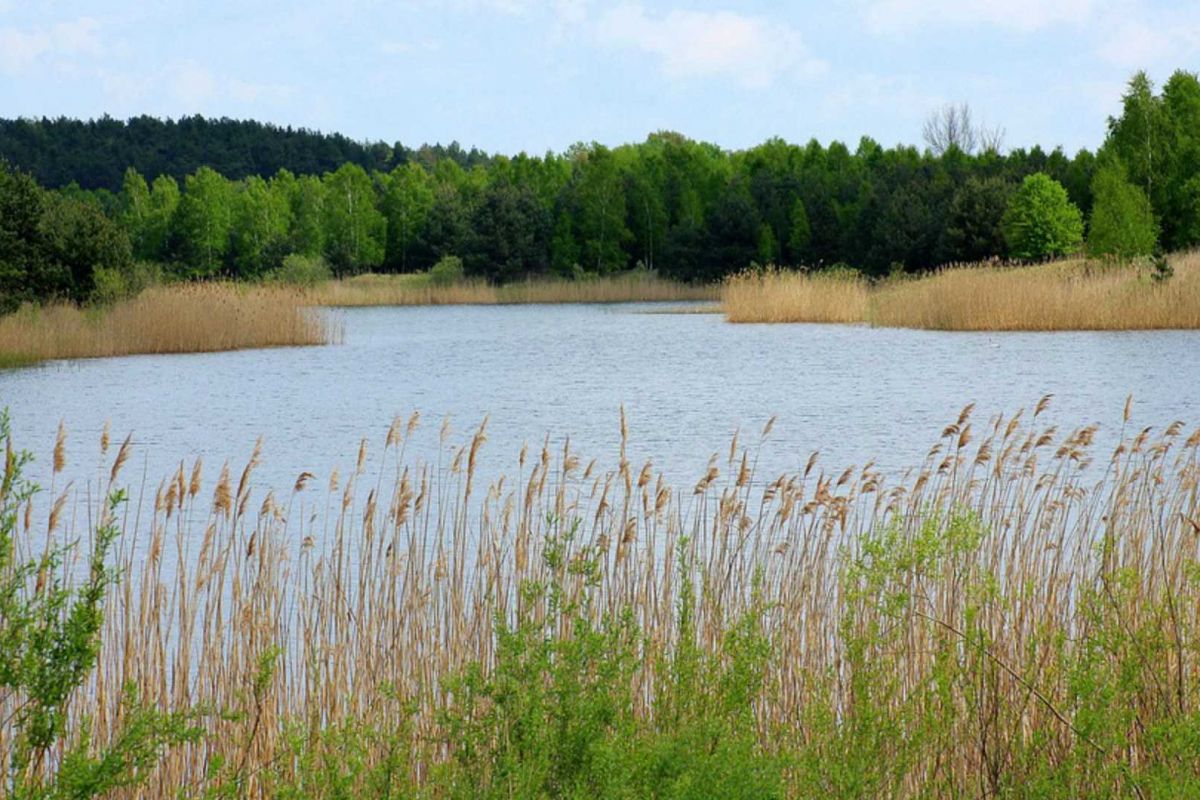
[1,69,1197,312]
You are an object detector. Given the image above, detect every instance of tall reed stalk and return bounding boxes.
[3,399,1199,796]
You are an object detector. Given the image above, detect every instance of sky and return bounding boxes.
[1,1,1197,156]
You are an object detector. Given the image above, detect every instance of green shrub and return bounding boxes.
[429,255,465,287]
[269,254,333,287]
[90,260,164,304]
[0,410,199,797]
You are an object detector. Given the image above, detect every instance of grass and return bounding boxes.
[724,252,1200,329]
[0,283,339,366]
[5,398,1200,797]
[308,271,718,307]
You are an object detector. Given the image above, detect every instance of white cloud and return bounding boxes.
[864,0,1099,34]
[1095,11,1200,70]
[0,17,102,73]
[100,61,298,116]
[597,4,823,89]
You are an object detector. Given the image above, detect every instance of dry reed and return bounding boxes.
[0,283,338,364]
[723,253,1200,330]
[309,272,717,307]
[5,398,1199,796]
[722,267,869,323]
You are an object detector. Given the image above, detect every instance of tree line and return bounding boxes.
[1,70,1196,312]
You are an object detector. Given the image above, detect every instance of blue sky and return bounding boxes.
[1,1,1197,156]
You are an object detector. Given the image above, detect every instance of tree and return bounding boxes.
[944,177,1013,262]
[0,162,52,311]
[119,168,151,258]
[1087,163,1158,259]
[283,172,324,257]
[321,163,385,275]
[381,163,435,272]
[173,166,233,276]
[787,199,812,264]
[1001,173,1084,261]
[463,181,551,281]
[144,175,180,261]
[230,175,291,277]
[37,193,133,300]
[569,145,631,274]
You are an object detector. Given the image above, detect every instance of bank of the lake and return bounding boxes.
[3,255,1200,368]
[724,252,1200,329]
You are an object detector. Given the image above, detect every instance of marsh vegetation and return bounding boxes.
[3,398,1199,797]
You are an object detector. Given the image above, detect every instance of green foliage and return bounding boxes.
[787,198,811,263]
[946,176,1012,261]
[1105,69,1200,250]
[1088,162,1158,258]
[12,73,1200,303]
[428,254,464,287]
[0,410,199,797]
[426,523,783,799]
[91,260,164,304]
[173,166,234,276]
[268,253,332,287]
[1002,173,1084,260]
[321,164,386,276]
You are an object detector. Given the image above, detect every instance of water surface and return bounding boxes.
[3,303,1198,499]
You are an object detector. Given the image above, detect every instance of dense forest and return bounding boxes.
[1,70,1197,311]
[0,115,493,191]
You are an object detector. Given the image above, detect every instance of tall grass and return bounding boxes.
[309,272,717,307]
[722,267,869,323]
[5,399,1200,796]
[724,253,1200,329]
[0,283,338,364]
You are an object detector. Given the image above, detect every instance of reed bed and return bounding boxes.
[309,272,717,307]
[722,268,870,323]
[0,283,337,364]
[4,399,1199,797]
[724,253,1200,330]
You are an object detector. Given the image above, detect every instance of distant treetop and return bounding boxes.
[0,115,494,191]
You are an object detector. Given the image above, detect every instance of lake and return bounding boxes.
[3,303,1199,502]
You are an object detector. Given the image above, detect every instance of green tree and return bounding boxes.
[321,163,385,275]
[1002,173,1084,260]
[1087,163,1158,259]
[38,193,133,301]
[118,167,151,258]
[144,175,180,262]
[381,163,435,272]
[787,199,812,264]
[944,176,1012,262]
[230,175,290,277]
[463,181,550,281]
[173,166,234,276]
[0,162,53,311]
[569,144,631,274]
[281,172,324,257]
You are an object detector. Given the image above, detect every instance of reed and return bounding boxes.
[0,283,337,365]
[308,272,717,307]
[722,267,869,323]
[724,253,1200,330]
[4,398,1199,797]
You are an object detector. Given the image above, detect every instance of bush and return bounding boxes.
[269,254,332,287]
[1002,173,1084,261]
[429,255,465,287]
[91,261,164,305]
[0,410,199,797]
